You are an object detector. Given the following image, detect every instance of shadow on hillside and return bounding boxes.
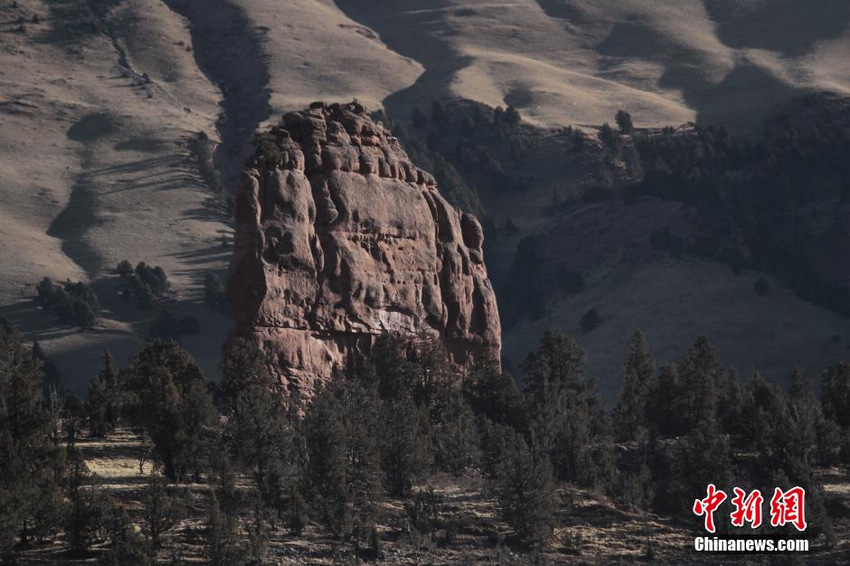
[703,0,850,57]
[334,0,469,118]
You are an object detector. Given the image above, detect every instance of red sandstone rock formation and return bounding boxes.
[227,102,501,396]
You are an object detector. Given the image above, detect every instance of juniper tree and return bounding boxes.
[821,362,850,429]
[100,507,150,566]
[221,340,290,539]
[141,473,183,557]
[495,430,556,548]
[122,340,218,482]
[205,493,244,566]
[63,447,111,557]
[615,110,634,133]
[87,350,123,437]
[646,363,681,437]
[521,330,604,487]
[0,325,59,552]
[676,336,722,433]
[380,395,432,497]
[463,360,525,430]
[613,330,656,442]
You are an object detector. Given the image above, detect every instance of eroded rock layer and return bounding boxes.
[227,102,501,396]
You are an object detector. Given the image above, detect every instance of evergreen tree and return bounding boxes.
[613,330,656,442]
[204,493,244,566]
[380,395,432,496]
[370,334,419,402]
[304,380,382,542]
[222,341,287,507]
[520,329,587,405]
[495,431,556,548]
[522,330,601,488]
[303,386,349,535]
[141,473,183,557]
[676,336,722,433]
[716,368,744,440]
[433,388,479,475]
[87,350,123,437]
[122,340,218,481]
[646,363,682,437]
[0,325,59,553]
[615,110,635,134]
[654,417,733,518]
[464,361,525,430]
[63,447,111,557]
[821,362,850,428]
[100,508,150,566]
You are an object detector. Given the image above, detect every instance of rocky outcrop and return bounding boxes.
[227,102,501,397]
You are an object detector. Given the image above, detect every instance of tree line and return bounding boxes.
[1,321,849,563]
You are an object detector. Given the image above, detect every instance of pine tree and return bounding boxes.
[304,380,383,542]
[716,369,744,440]
[615,110,635,134]
[433,388,479,475]
[613,330,656,442]
[655,417,733,518]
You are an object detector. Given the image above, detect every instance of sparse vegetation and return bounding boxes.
[35,277,101,329]
[2,321,850,563]
[116,261,170,308]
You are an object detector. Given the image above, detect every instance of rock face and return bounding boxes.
[227,102,501,397]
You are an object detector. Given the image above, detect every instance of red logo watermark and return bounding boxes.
[693,485,807,533]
